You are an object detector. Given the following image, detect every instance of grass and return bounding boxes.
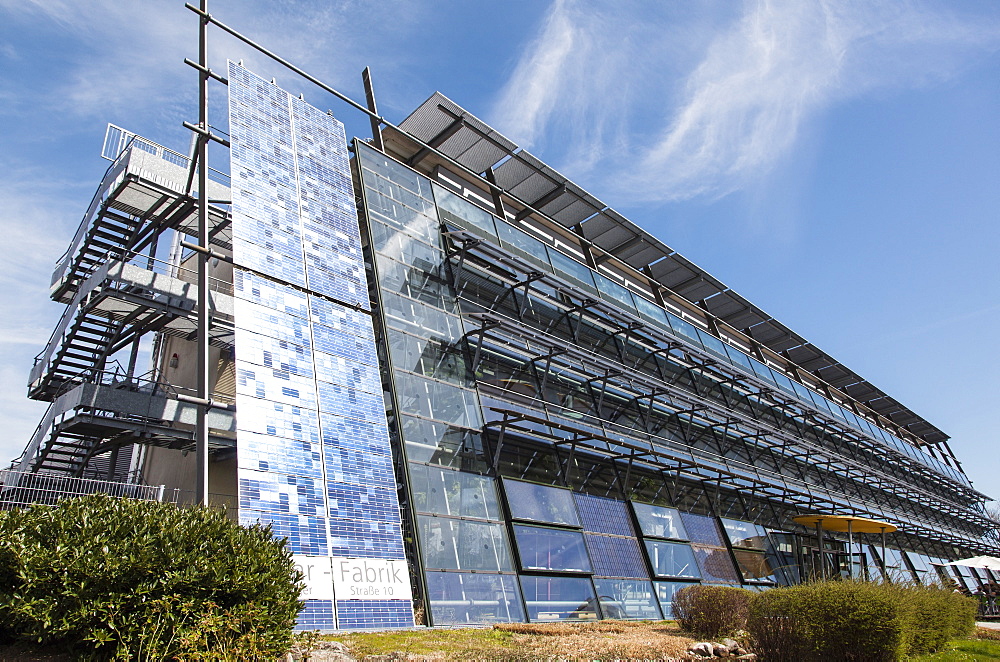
[326,620,698,661]
[321,623,1000,661]
[909,639,1000,661]
[328,627,519,659]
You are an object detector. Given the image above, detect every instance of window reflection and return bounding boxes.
[401,417,487,470]
[645,540,700,579]
[691,545,741,584]
[424,571,524,625]
[514,525,592,572]
[409,464,499,519]
[733,550,777,583]
[418,516,513,572]
[432,184,497,238]
[633,502,688,540]
[592,579,662,620]
[720,518,768,551]
[520,575,599,622]
[504,479,580,526]
[547,247,599,293]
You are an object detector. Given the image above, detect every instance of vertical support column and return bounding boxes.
[361,67,383,152]
[195,0,211,506]
[847,519,854,579]
[880,527,887,581]
[816,520,826,580]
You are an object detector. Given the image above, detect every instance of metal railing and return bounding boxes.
[0,469,164,509]
[30,251,235,390]
[102,124,230,186]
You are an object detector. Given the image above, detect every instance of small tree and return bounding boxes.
[0,494,303,660]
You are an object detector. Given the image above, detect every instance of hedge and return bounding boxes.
[0,494,303,660]
[746,580,977,662]
[672,584,753,637]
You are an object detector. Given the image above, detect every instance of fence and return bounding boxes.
[0,470,164,509]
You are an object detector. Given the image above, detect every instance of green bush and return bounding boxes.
[746,580,979,662]
[672,584,753,638]
[900,583,976,654]
[0,494,303,660]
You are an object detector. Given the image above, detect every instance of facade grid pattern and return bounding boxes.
[228,64,411,630]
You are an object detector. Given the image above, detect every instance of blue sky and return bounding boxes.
[1,1,998,506]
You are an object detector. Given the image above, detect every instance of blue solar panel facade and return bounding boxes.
[228,63,413,631]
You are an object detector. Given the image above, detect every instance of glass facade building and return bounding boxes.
[12,65,999,631]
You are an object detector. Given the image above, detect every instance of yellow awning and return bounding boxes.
[793,514,897,534]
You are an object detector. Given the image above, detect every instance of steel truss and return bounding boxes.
[436,228,997,553]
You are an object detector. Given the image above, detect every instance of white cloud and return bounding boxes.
[491,0,578,149]
[491,0,1000,202]
[0,0,420,128]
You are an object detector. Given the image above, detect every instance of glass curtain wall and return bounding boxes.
[356,142,521,625]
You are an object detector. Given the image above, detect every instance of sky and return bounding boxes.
[0,0,998,507]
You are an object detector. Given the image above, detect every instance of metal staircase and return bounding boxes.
[53,206,146,303]
[16,129,235,479]
[19,373,237,478]
[30,309,118,401]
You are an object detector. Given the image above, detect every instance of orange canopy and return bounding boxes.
[793,514,897,534]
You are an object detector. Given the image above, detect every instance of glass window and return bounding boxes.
[357,142,435,201]
[724,345,755,373]
[503,479,580,526]
[393,372,481,428]
[654,581,698,618]
[370,217,442,263]
[547,248,598,293]
[633,502,688,540]
[733,550,778,583]
[495,221,551,265]
[364,188,439,246]
[418,515,513,572]
[765,531,799,585]
[679,512,725,546]
[812,392,834,414]
[721,519,768,550]
[645,540,700,579]
[666,314,704,349]
[748,357,777,386]
[513,525,592,572]
[632,294,671,330]
[409,465,500,519]
[592,579,662,620]
[520,575,599,622]
[768,370,797,397]
[593,273,637,313]
[692,545,741,584]
[585,534,647,579]
[575,493,634,536]
[388,328,471,386]
[791,380,815,405]
[697,331,730,361]
[402,418,487,471]
[370,217,443,265]
[381,290,465,341]
[375,253,456,312]
[424,571,524,625]
[432,184,498,238]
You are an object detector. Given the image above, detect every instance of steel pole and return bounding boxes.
[881,527,887,581]
[195,0,210,506]
[816,520,825,580]
[847,519,854,579]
